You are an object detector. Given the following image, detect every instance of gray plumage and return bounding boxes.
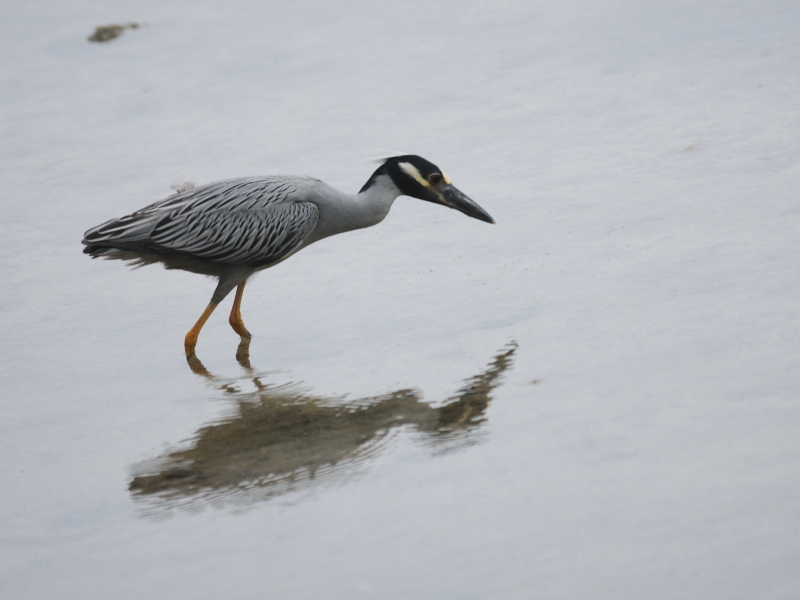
[84,176,365,302]
[85,177,319,267]
[82,155,494,353]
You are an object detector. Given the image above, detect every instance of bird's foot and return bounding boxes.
[229,316,252,339]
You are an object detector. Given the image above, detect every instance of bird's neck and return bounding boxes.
[352,174,402,228]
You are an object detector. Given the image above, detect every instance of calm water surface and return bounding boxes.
[2,0,800,598]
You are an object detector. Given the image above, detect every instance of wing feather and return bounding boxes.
[83,177,319,267]
[148,203,318,266]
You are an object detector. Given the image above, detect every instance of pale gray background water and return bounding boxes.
[2,0,799,598]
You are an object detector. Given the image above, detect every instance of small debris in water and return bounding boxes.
[87,23,141,43]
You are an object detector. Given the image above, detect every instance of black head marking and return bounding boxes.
[359,155,447,203]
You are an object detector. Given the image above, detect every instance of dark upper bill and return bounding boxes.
[442,185,495,224]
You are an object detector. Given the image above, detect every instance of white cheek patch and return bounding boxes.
[399,162,433,189]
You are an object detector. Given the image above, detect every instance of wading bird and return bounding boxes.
[82,155,494,356]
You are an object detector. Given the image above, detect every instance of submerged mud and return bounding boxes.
[87,23,140,43]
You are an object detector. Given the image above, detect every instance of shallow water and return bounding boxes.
[2,0,800,598]
[130,345,517,519]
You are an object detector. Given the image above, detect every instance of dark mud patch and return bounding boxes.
[88,23,141,43]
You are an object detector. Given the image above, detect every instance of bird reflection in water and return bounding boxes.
[129,342,516,517]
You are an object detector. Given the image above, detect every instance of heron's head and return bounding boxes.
[361,155,495,224]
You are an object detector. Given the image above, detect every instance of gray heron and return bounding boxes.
[82,155,494,356]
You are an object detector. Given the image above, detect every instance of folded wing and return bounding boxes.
[82,178,319,267]
[149,203,318,267]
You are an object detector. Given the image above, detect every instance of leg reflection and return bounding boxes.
[186,352,212,378]
[185,341,258,395]
[185,337,253,378]
[235,337,252,370]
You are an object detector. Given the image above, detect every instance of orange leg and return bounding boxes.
[229,281,252,339]
[185,302,219,356]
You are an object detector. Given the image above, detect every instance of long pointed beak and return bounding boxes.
[442,185,495,224]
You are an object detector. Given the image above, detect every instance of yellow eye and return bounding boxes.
[428,173,443,185]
